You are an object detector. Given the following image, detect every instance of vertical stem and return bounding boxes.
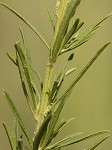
[36,57,55,132]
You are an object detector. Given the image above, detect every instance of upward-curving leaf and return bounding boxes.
[3,91,32,149]
[0,2,49,49]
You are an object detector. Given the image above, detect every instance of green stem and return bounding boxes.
[36,57,55,132]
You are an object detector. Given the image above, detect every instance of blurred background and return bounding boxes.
[0,0,112,149]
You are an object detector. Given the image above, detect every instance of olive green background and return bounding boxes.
[0,0,112,149]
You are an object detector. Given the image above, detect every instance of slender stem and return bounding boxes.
[35,57,55,132]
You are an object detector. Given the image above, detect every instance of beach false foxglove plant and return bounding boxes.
[0,0,111,150]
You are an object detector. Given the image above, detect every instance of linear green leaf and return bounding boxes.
[65,68,77,76]
[0,2,49,49]
[12,118,18,148]
[49,53,74,103]
[47,132,82,150]
[61,18,80,48]
[51,43,111,133]
[59,43,111,106]
[61,12,112,54]
[15,42,37,111]
[7,52,17,66]
[47,130,109,149]
[16,40,35,117]
[46,118,75,146]
[51,0,81,60]
[47,8,55,32]
[16,53,35,117]
[63,26,99,52]
[53,132,82,145]
[48,59,77,142]
[76,21,84,32]
[87,135,110,150]
[40,94,69,149]
[61,19,84,49]
[19,26,34,83]
[54,119,72,136]
[3,91,32,149]
[3,122,16,150]
[19,27,40,102]
[33,111,52,150]
[46,121,67,146]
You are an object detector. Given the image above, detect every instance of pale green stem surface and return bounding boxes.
[36,58,55,132]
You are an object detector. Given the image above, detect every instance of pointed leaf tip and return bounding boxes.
[0,2,49,49]
[87,135,110,150]
[68,53,74,61]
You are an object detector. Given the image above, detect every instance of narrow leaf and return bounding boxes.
[69,26,99,50]
[12,118,18,148]
[47,132,82,150]
[47,130,109,149]
[65,68,77,76]
[49,53,74,103]
[19,26,34,83]
[57,53,74,82]
[33,111,52,150]
[87,135,110,150]
[61,12,112,54]
[51,0,81,60]
[47,8,55,32]
[61,18,80,48]
[15,42,37,111]
[19,27,40,101]
[16,50,35,117]
[46,121,67,146]
[46,118,75,146]
[76,21,84,32]
[3,122,16,150]
[62,19,84,50]
[50,43,111,140]
[7,52,17,65]
[59,43,111,106]
[0,2,49,49]
[40,95,69,149]
[53,118,75,139]
[3,91,32,149]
